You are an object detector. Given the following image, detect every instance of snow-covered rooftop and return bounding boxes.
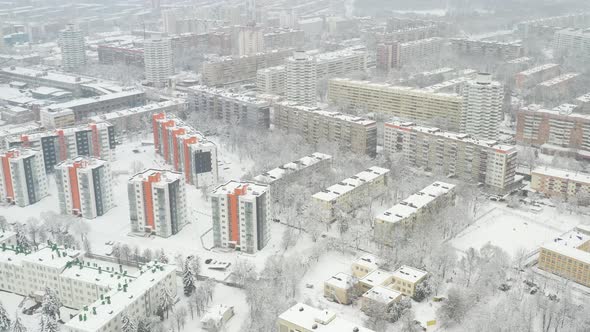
[211,180,268,198]
[517,63,559,76]
[360,269,394,288]
[44,89,144,110]
[392,265,428,284]
[0,66,95,85]
[353,254,379,271]
[312,166,389,202]
[537,73,580,87]
[329,78,462,100]
[0,230,16,244]
[254,152,332,184]
[532,166,590,184]
[88,99,186,122]
[5,122,113,144]
[542,228,590,265]
[278,303,375,332]
[188,85,270,107]
[325,272,355,289]
[376,181,455,224]
[362,285,401,304]
[520,104,590,121]
[55,157,108,170]
[129,169,183,184]
[21,246,82,270]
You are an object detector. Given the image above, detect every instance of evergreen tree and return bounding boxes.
[41,287,62,320]
[14,224,31,252]
[39,314,58,332]
[11,314,27,332]
[0,301,10,332]
[136,319,150,332]
[413,277,434,302]
[157,249,169,264]
[182,256,196,296]
[159,287,174,319]
[121,314,137,332]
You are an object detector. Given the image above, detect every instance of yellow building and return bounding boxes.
[361,285,402,312]
[323,272,355,305]
[538,225,590,287]
[358,269,395,294]
[389,265,429,297]
[277,303,375,332]
[351,254,379,279]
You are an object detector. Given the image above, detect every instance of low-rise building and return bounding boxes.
[374,182,455,243]
[384,121,517,193]
[0,230,17,246]
[312,167,389,222]
[361,285,402,312]
[534,73,580,103]
[39,107,75,128]
[0,148,48,207]
[531,167,590,204]
[275,102,378,157]
[324,272,355,305]
[256,65,286,95]
[538,226,590,287]
[450,38,523,59]
[358,269,395,294]
[277,303,375,332]
[128,169,187,238]
[55,157,114,219]
[351,254,379,279]
[200,305,235,331]
[390,266,428,297]
[210,181,271,254]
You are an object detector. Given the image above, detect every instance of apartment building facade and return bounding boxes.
[374,182,456,243]
[188,85,271,129]
[450,38,523,59]
[384,121,517,193]
[0,148,48,207]
[377,37,443,70]
[152,113,218,187]
[256,65,286,95]
[553,28,590,59]
[531,166,590,204]
[286,51,317,106]
[515,104,590,159]
[55,157,114,219]
[312,166,389,222]
[144,37,174,87]
[328,78,464,131]
[210,181,270,254]
[274,102,378,157]
[514,63,560,91]
[460,73,504,140]
[538,226,590,287]
[6,122,117,172]
[128,169,187,238]
[59,24,86,72]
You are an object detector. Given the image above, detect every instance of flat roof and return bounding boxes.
[45,89,144,110]
[329,78,462,100]
[518,63,559,76]
[6,122,113,143]
[254,152,332,184]
[129,169,182,184]
[278,303,375,332]
[312,166,389,202]
[20,246,82,270]
[542,228,590,265]
[392,265,428,283]
[211,180,268,197]
[325,272,355,289]
[532,166,590,184]
[354,254,379,270]
[0,66,95,85]
[376,182,455,224]
[362,285,401,304]
[189,85,270,107]
[360,269,393,288]
[89,100,186,122]
[55,157,108,170]
[537,73,580,87]
[278,101,376,126]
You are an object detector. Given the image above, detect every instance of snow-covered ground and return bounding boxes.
[451,201,586,257]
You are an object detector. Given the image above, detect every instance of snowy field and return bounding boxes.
[451,201,588,257]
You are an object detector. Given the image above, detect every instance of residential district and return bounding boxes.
[0,1,589,332]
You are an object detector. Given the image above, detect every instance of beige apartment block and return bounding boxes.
[328,78,463,131]
[375,182,455,243]
[274,101,378,157]
[312,167,389,222]
[384,121,517,193]
[538,225,590,287]
[390,266,428,297]
[361,285,402,312]
[531,166,590,204]
[277,303,375,332]
[324,272,355,305]
[352,254,379,279]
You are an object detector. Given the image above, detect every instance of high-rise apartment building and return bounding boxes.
[377,37,443,70]
[278,303,375,332]
[237,25,264,56]
[144,37,174,87]
[553,28,590,59]
[152,113,218,188]
[275,101,378,157]
[0,148,48,207]
[55,157,114,219]
[515,104,590,160]
[384,121,517,193]
[59,24,86,72]
[286,51,317,106]
[514,63,560,91]
[460,73,504,140]
[128,169,187,238]
[6,122,117,173]
[328,78,464,131]
[256,65,286,95]
[210,181,270,254]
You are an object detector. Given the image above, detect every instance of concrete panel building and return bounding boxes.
[0,148,48,207]
[531,166,590,204]
[59,24,86,72]
[128,169,187,238]
[286,51,317,106]
[384,121,517,193]
[277,303,375,332]
[144,37,174,87]
[460,73,504,140]
[538,226,590,287]
[324,272,355,305]
[55,157,114,219]
[210,181,270,254]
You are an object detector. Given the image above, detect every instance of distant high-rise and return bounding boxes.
[286,51,317,106]
[460,73,504,140]
[237,25,264,56]
[144,37,174,87]
[59,24,86,72]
